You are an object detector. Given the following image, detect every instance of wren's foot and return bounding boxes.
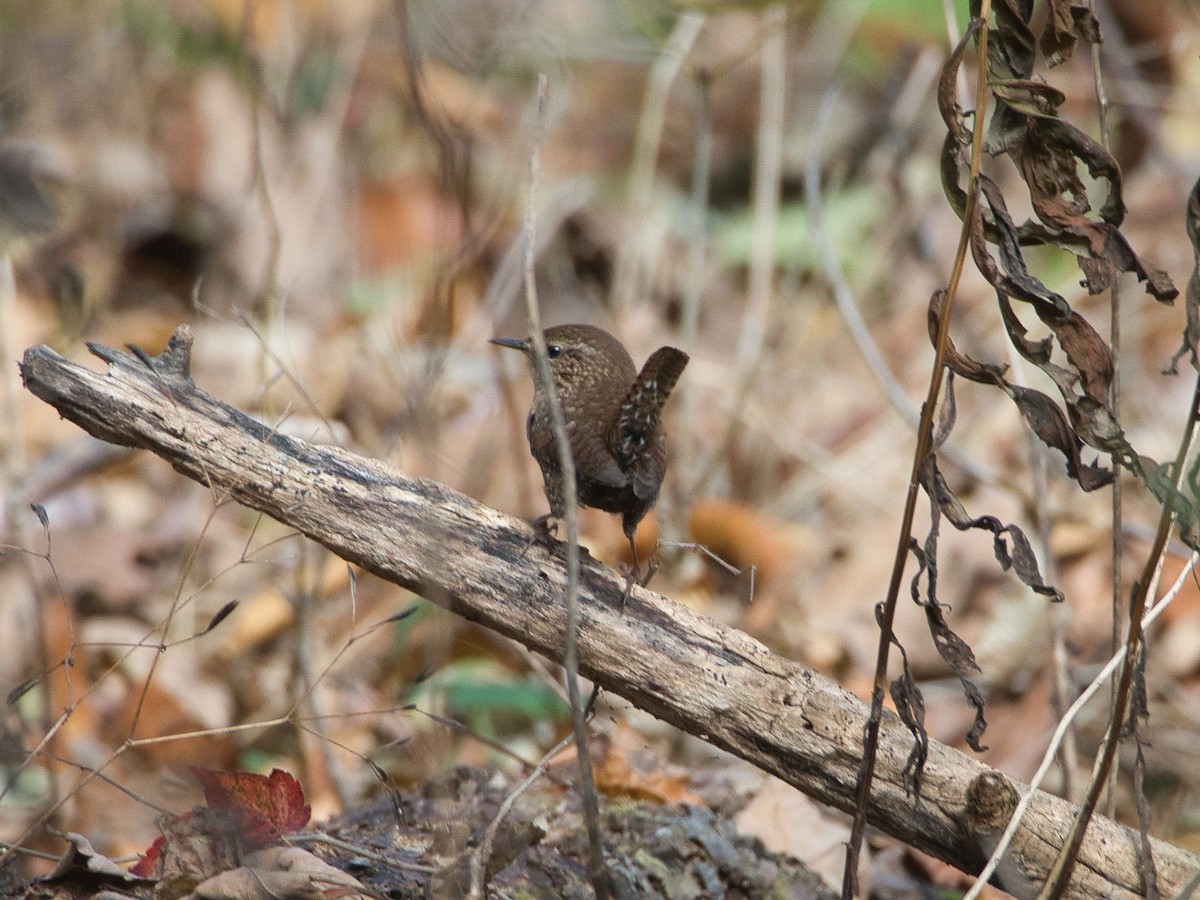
[619,563,637,611]
[530,514,558,543]
[525,515,592,560]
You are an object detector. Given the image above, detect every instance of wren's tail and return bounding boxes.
[613,346,689,498]
[631,346,688,414]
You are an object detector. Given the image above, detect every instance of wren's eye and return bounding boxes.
[547,344,563,358]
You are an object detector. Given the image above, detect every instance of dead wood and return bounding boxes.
[19,326,1200,899]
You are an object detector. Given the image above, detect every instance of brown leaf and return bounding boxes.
[44,832,149,884]
[889,671,928,796]
[921,453,1064,602]
[1039,0,1079,65]
[977,178,1068,316]
[996,293,1077,398]
[1042,309,1113,404]
[189,846,369,900]
[995,519,1062,604]
[960,676,990,753]
[1041,0,1101,66]
[1009,385,1114,491]
[133,808,239,891]
[937,19,983,141]
[1068,395,1134,458]
[990,0,1036,80]
[924,604,981,676]
[1015,119,1177,301]
[927,290,1008,386]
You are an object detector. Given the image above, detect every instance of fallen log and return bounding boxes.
[20,325,1198,898]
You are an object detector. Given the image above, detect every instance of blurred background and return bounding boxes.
[2,0,1199,892]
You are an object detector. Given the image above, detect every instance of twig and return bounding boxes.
[660,540,754,603]
[467,732,576,898]
[1089,0,1127,826]
[1037,374,1200,898]
[1090,0,1187,178]
[841,9,993,897]
[290,831,440,874]
[693,6,786,497]
[518,74,611,899]
[962,551,1198,900]
[660,541,741,578]
[803,86,991,485]
[609,11,705,319]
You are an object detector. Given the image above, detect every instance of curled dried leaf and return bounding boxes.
[921,453,1064,602]
[996,294,1077,398]
[907,459,997,754]
[1167,175,1200,373]
[960,677,990,753]
[928,291,1008,385]
[1068,395,1134,459]
[976,178,1069,314]
[937,19,984,139]
[925,603,981,676]
[989,0,1036,79]
[1040,0,1100,66]
[1043,309,1113,404]
[1008,385,1114,491]
[890,672,929,797]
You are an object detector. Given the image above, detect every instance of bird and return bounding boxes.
[490,323,688,598]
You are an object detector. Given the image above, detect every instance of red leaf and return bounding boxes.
[129,835,165,878]
[190,767,311,850]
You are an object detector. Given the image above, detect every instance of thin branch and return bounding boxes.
[842,9,993,897]
[517,74,611,899]
[609,11,705,319]
[804,87,990,485]
[1089,0,1127,827]
[468,732,576,898]
[963,552,1198,899]
[1038,373,1200,898]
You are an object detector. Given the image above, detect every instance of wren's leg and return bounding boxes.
[518,514,552,561]
[530,466,593,557]
[620,525,639,611]
[521,463,565,555]
[540,461,567,524]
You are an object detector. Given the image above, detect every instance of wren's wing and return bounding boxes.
[613,346,689,499]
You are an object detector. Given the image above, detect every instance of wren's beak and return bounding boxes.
[489,337,529,353]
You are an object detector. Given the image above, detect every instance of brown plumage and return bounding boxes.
[491,323,688,587]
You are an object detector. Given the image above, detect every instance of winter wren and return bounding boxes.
[491,324,688,587]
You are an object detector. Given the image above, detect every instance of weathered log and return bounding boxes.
[20,326,1199,898]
